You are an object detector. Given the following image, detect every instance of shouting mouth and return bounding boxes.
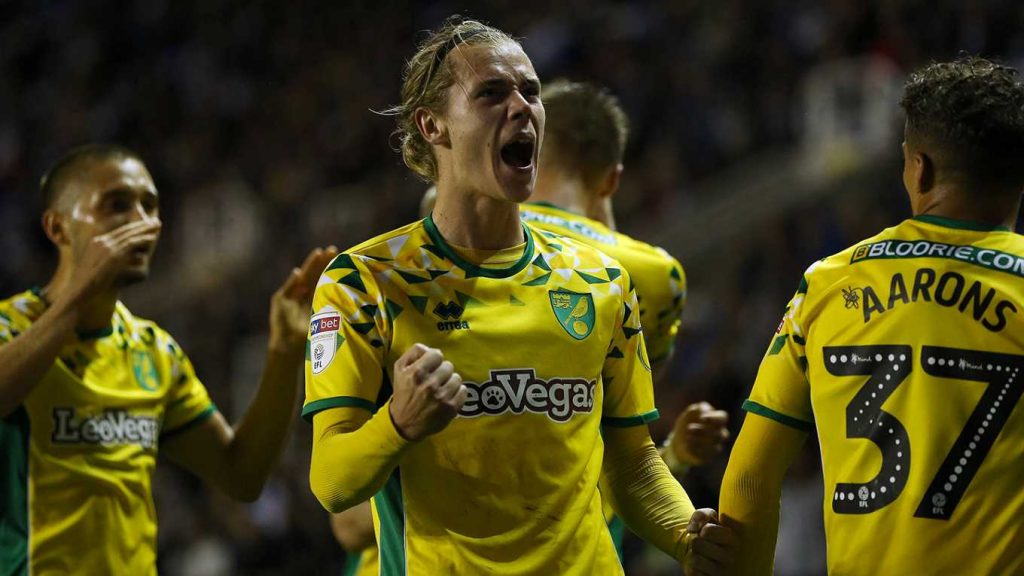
[500,134,535,171]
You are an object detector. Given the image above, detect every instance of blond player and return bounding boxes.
[721,57,1024,574]
[306,18,733,576]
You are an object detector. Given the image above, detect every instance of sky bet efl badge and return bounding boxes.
[309,309,344,374]
[549,290,595,340]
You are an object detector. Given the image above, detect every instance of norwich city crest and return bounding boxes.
[549,290,595,340]
[132,350,159,392]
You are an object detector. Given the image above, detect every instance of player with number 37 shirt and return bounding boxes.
[720,57,1024,576]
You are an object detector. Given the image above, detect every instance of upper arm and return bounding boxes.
[303,256,386,423]
[161,410,233,482]
[644,253,686,365]
[601,269,659,427]
[744,275,815,428]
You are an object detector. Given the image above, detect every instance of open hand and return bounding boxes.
[269,246,339,353]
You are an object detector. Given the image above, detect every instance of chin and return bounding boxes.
[114,268,150,288]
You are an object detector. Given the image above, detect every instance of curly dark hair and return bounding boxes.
[900,56,1024,191]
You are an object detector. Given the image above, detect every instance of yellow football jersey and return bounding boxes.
[747,215,1024,575]
[0,289,215,576]
[521,202,686,361]
[304,215,657,575]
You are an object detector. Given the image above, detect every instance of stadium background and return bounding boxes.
[2,1,1023,574]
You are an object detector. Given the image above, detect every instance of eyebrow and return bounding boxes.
[477,76,541,91]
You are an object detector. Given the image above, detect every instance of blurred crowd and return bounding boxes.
[2,1,1023,574]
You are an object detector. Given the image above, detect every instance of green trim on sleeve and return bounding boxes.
[796,276,809,294]
[742,400,813,432]
[161,404,217,441]
[423,214,535,279]
[602,409,660,428]
[301,396,378,422]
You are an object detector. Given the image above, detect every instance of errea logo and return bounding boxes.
[459,368,596,423]
[433,301,469,332]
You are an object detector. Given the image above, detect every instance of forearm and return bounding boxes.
[222,347,304,498]
[601,425,696,563]
[0,302,77,417]
[719,414,807,576]
[311,403,410,513]
[719,462,781,576]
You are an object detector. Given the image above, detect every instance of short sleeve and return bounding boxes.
[601,269,659,428]
[302,254,386,421]
[744,275,814,431]
[645,254,687,362]
[161,342,216,439]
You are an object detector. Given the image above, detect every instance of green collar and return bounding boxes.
[913,214,1011,232]
[524,201,581,217]
[29,287,116,340]
[423,214,535,279]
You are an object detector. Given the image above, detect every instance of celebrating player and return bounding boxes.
[522,79,729,554]
[0,144,336,574]
[306,17,732,575]
[720,56,1024,574]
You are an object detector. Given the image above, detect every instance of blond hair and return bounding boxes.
[390,17,519,182]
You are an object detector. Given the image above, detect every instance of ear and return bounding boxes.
[414,107,449,147]
[41,209,69,247]
[597,163,624,199]
[915,151,935,194]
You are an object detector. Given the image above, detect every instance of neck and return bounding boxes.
[431,185,524,250]
[914,185,1021,230]
[45,262,118,333]
[531,169,596,221]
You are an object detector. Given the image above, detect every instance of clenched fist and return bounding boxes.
[388,344,467,441]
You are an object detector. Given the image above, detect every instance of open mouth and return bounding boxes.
[500,135,535,169]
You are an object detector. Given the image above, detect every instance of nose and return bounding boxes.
[130,201,161,227]
[508,89,532,122]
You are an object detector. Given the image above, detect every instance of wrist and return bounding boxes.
[386,402,415,443]
[661,432,691,476]
[266,338,305,363]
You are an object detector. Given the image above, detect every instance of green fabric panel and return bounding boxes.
[768,334,788,355]
[377,471,406,576]
[913,214,1011,232]
[575,270,609,284]
[338,271,367,294]
[607,515,626,564]
[326,253,356,271]
[742,400,814,432]
[602,410,660,428]
[408,295,429,315]
[523,272,552,286]
[340,550,363,576]
[0,407,29,576]
[301,396,378,422]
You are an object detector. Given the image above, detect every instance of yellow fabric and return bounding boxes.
[0,289,214,575]
[746,217,1024,575]
[304,216,657,575]
[521,202,686,361]
[599,426,695,563]
[310,403,408,511]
